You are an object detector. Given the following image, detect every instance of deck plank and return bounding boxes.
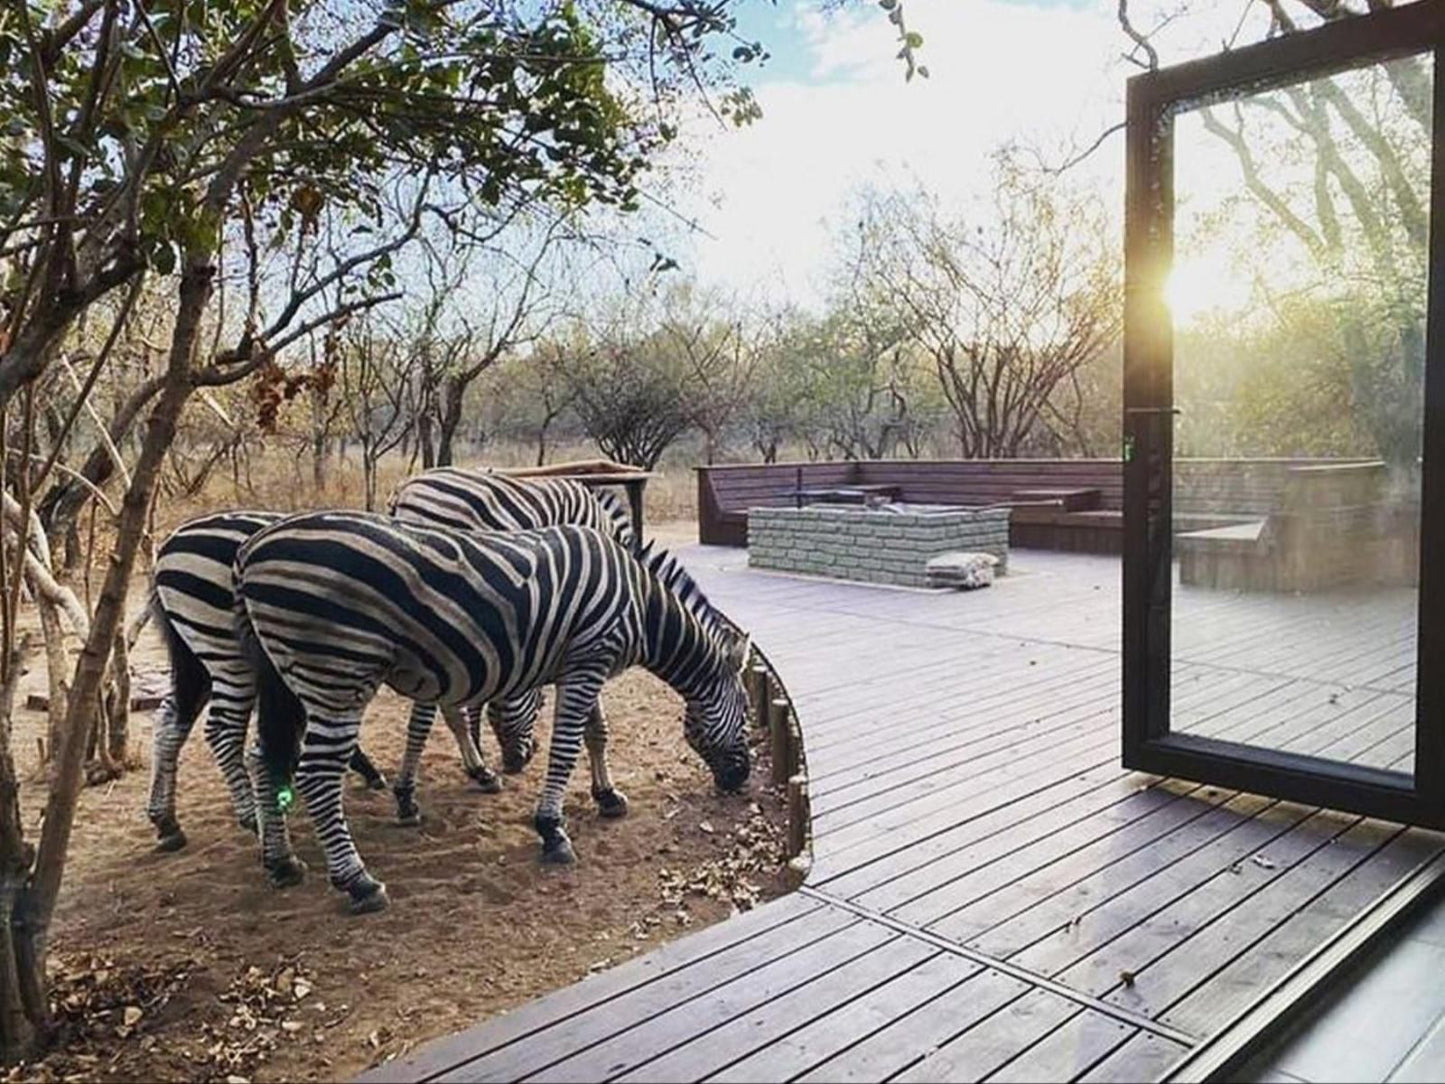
[706,953,983,1083]
[364,549,1441,1084]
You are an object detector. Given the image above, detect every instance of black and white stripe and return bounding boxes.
[146,511,477,851]
[385,468,635,820]
[235,515,750,913]
[146,472,634,848]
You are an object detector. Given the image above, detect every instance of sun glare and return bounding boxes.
[1165,251,1256,325]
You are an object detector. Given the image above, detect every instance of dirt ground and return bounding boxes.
[7,526,794,1083]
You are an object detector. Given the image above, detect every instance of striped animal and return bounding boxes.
[145,511,509,851]
[235,515,751,914]
[146,472,635,848]
[385,468,635,821]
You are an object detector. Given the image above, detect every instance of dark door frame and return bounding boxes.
[1122,0,1445,826]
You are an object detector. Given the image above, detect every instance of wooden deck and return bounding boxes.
[362,549,1440,1084]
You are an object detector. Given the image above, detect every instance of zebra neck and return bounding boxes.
[641,591,720,699]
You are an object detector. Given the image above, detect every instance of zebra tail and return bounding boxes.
[232,588,305,786]
[151,584,211,708]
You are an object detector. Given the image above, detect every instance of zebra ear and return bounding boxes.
[730,632,752,675]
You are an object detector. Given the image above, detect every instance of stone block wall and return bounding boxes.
[747,505,1010,588]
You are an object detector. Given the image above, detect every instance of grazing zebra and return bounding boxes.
[235,514,751,914]
[145,511,511,851]
[385,468,635,822]
[147,472,632,848]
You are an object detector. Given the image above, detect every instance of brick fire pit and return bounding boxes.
[746,503,1010,588]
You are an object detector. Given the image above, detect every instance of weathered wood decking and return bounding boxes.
[363,549,1439,1083]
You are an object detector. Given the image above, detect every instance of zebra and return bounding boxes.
[145,511,518,851]
[146,472,635,848]
[234,514,751,914]
[385,468,635,823]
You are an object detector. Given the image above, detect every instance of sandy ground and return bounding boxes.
[8,521,794,1083]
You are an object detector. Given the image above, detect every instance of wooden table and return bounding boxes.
[789,484,902,508]
[563,471,654,551]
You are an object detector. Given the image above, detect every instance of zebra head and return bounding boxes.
[639,541,752,792]
[681,620,752,794]
[493,687,542,773]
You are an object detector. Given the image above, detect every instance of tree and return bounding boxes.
[751,304,941,462]
[339,312,417,510]
[853,155,1123,458]
[656,285,756,465]
[1119,0,1429,471]
[481,347,580,467]
[562,329,696,470]
[406,217,566,469]
[0,0,769,1060]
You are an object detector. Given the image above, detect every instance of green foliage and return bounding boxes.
[749,305,943,462]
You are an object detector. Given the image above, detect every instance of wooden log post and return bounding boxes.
[748,663,769,728]
[787,774,809,860]
[769,697,791,787]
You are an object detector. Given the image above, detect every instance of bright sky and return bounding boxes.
[651,0,1275,313]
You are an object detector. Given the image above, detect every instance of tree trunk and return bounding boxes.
[38,375,166,564]
[105,630,130,766]
[3,264,208,1061]
[418,413,437,470]
[311,432,327,491]
[0,634,37,1064]
[436,379,463,468]
[31,584,69,783]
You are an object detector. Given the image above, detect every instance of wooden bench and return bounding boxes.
[1011,487,1102,512]
[1176,460,1415,592]
[1177,520,1272,590]
[698,461,1126,550]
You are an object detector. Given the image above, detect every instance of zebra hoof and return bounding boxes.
[366,772,389,792]
[541,838,577,865]
[468,765,503,794]
[393,785,421,825]
[594,788,630,819]
[344,874,389,915]
[502,749,533,775]
[267,857,308,889]
[153,823,188,853]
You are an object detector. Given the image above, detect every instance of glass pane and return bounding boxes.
[1168,52,1431,777]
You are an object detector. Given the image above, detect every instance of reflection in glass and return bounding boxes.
[1167,54,1431,776]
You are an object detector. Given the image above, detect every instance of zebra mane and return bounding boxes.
[591,487,635,546]
[638,540,734,644]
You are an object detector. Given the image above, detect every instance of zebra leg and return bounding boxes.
[146,690,205,852]
[202,675,261,835]
[249,745,306,888]
[489,688,540,774]
[146,614,211,852]
[443,706,501,793]
[467,705,483,755]
[393,701,438,825]
[585,704,628,819]
[294,711,388,915]
[348,745,388,791]
[534,675,606,865]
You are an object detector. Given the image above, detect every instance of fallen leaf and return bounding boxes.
[123,1006,143,1028]
[1251,855,1277,870]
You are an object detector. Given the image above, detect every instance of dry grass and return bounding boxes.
[158,439,699,540]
